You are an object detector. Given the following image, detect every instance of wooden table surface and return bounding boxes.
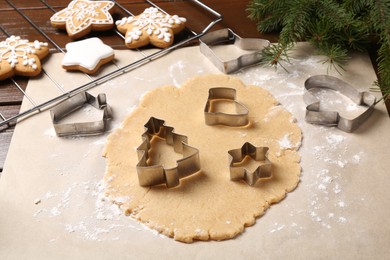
[0,0,387,173]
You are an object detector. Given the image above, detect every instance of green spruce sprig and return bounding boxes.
[247,0,390,101]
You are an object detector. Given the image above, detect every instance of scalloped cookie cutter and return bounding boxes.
[136,117,201,188]
[50,92,113,137]
[204,87,249,126]
[199,28,270,73]
[304,75,376,133]
[228,142,272,186]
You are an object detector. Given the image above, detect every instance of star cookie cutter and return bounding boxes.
[228,142,272,186]
[50,92,113,137]
[204,87,249,126]
[304,75,376,133]
[136,117,201,188]
[199,28,270,73]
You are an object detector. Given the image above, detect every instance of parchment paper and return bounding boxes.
[0,43,389,259]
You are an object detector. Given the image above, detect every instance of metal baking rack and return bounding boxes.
[0,0,222,130]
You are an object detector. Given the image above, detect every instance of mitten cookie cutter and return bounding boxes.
[228,142,272,186]
[304,75,376,132]
[204,87,249,126]
[199,28,270,73]
[136,117,201,188]
[50,91,112,136]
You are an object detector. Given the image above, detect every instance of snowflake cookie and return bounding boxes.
[50,0,115,39]
[116,7,187,49]
[0,35,49,81]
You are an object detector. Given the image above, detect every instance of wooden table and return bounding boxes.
[0,0,387,173]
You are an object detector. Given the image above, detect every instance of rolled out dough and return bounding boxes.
[103,74,302,243]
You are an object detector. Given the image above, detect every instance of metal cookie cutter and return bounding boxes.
[50,92,113,137]
[199,28,270,73]
[136,117,201,188]
[228,142,272,186]
[204,87,249,126]
[304,75,376,132]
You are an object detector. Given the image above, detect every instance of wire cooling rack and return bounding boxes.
[0,0,222,130]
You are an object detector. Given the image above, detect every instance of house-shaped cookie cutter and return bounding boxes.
[136,117,201,188]
[304,75,376,132]
[199,28,270,73]
[50,91,113,136]
[228,142,272,186]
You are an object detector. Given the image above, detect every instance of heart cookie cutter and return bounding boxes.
[228,142,272,186]
[304,75,377,132]
[204,87,249,127]
[50,92,113,137]
[136,117,201,188]
[199,28,270,73]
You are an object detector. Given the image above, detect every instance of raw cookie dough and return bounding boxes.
[103,74,302,243]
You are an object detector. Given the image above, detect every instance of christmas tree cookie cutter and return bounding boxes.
[136,117,201,188]
[304,75,376,132]
[199,28,270,73]
[228,142,272,186]
[204,87,249,126]
[50,91,113,136]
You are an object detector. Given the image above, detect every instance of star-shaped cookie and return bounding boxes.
[116,7,187,49]
[0,35,49,81]
[62,37,114,74]
[50,0,115,39]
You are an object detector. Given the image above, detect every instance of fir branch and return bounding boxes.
[316,0,350,29]
[261,43,294,72]
[247,0,390,101]
[341,20,369,51]
[343,0,370,14]
[247,0,288,32]
[318,43,350,74]
[371,0,390,100]
[278,0,314,44]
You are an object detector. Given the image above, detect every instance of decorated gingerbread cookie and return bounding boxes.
[116,7,187,49]
[0,35,49,81]
[62,37,114,74]
[50,0,115,39]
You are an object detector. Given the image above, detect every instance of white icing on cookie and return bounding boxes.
[0,35,48,69]
[50,0,114,36]
[116,7,186,44]
[62,37,114,71]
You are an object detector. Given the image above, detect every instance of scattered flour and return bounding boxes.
[278,134,293,149]
[270,223,286,233]
[168,60,205,87]
[239,58,365,237]
[268,126,365,235]
[44,128,57,138]
[33,179,158,242]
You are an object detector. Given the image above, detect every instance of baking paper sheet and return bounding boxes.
[1,43,389,259]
